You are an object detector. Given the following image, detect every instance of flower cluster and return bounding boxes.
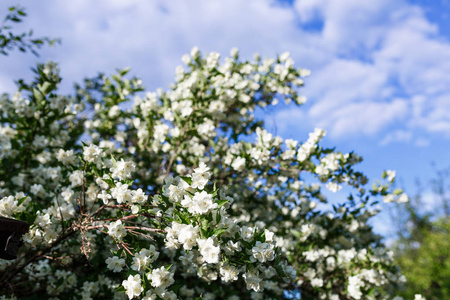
[0,49,419,300]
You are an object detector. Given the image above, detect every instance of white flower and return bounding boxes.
[264,229,275,242]
[131,247,158,271]
[122,274,143,299]
[386,170,396,182]
[69,170,84,187]
[326,182,342,193]
[108,105,121,118]
[132,188,147,204]
[197,237,220,264]
[315,165,329,176]
[224,240,242,255]
[111,182,131,204]
[105,256,125,273]
[206,52,220,69]
[191,162,211,189]
[243,270,263,292]
[250,241,275,263]
[397,193,409,203]
[197,119,216,138]
[231,157,246,171]
[108,220,127,241]
[83,144,102,163]
[190,46,199,58]
[279,51,290,62]
[97,190,111,204]
[181,54,191,64]
[0,196,20,217]
[177,224,199,250]
[230,47,239,58]
[131,205,139,214]
[30,184,46,198]
[383,194,395,203]
[164,184,185,203]
[219,263,239,282]
[240,226,254,242]
[347,275,363,299]
[181,191,217,215]
[111,158,135,180]
[310,278,323,287]
[148,266,174,289]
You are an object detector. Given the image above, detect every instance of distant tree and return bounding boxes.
[391,169,450,300]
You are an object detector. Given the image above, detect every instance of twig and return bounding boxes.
[119,242,133,256]
[0,228,76,287]
[123,226,165,233]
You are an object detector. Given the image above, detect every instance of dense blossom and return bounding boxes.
[0,48,424,300]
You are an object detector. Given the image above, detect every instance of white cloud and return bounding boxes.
[295,0,402,55]
[1,0,450,144]
[307,59,390,118]
[380,130,412,146]
[289,0,450,142]
[0,0,307,91]
[414,137,430,147]
[324,100,409,137]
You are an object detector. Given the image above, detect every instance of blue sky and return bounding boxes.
[1,0,450,239]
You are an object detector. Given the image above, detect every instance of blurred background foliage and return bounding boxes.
[391,167,450,300]
[0,5,58,56]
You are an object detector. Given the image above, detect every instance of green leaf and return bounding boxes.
[291,230,302,239]
[212,228,228,237]
[393,188,403,195]
[174,210,190,225]
[119,67,131,77]
[32,88,43,102]
[38,81,53,95]
[123,179,135,185]
[16,196,28,205]
[170,284,182,294]
[255,229,265,242]
[180,176,192,185]
[275,265,287,278]
[216,199,228,208]
[200,227,208,239]
[143,272,150,288]
[116,285,126,292]
[216,210,221,224]
[240,239,252,249]
[112,74,122,84]
[111,155,117,166]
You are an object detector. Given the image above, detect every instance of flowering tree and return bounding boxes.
[0,8,425,300]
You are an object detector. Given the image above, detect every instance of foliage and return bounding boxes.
[391,172,450,300]
[395,218,450,300]
[0,5,59,56]
[0,6,425,300]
